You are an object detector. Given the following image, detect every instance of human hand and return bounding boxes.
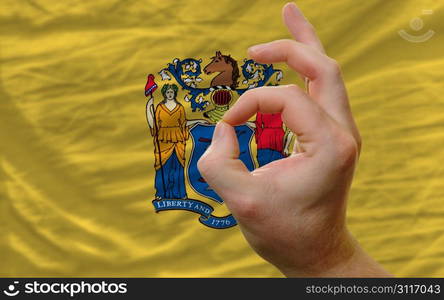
[197,2,390,277]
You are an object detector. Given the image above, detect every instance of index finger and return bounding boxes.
[248,40,360,150]
[223,85,330,155]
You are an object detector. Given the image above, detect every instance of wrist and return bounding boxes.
[315,233,392,277]
[280,229,391,278]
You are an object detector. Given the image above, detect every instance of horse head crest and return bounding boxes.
[203,51,240,89]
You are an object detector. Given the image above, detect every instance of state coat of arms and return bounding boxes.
[145,51,294,229]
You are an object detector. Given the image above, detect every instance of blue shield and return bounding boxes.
[188,124,255,203]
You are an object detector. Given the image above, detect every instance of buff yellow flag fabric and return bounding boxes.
[1,0,444,277]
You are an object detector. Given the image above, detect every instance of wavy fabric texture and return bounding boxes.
[1,0,443,277]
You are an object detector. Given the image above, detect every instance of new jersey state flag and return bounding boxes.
[1,0,444,277]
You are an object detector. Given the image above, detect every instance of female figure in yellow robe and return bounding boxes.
[146,84,204,200]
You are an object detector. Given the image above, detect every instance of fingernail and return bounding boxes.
[248,43,268,55]
[287,2,305,20]
[212,121,228,143]
[289,2,298,14]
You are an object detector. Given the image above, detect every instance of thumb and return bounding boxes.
[197,121,253,202]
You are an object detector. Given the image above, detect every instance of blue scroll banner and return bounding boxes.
[152,199,236,229]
